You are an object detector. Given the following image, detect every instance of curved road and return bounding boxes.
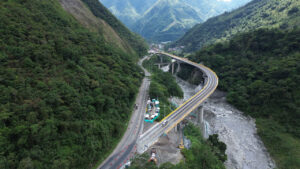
[99,52,218,168]
[137,51,219,154]
[98,57,151,169]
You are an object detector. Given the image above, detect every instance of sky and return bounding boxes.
[218,0,232,2]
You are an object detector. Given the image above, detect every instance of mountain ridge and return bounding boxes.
[132,0,203,42]
[100,0,252,42]
[173,0,300,52]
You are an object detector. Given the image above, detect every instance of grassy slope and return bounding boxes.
[0,0,146,168]
[174,0,300,52]
[81,0,148,57]
[59,0,134,55]
[188,28,300,168]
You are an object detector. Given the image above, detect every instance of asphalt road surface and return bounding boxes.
[137,51,219,154]
[98,57,151,169]
[99,52,218,168]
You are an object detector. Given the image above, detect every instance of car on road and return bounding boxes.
[162,120,168,127]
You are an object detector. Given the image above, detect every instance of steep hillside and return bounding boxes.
[188,29,300,168]
[174,0,300,52]
[0,0,146,168]
[81,0,148,57]
[132,0,203,42]
[59,0,134,54]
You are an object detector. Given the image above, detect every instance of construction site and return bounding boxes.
[144,99,160,123]
[146,120,190,166]
[142,99,194,166]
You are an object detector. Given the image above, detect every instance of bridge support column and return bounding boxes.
[203,75,208,86]
[172,62,175,74]
[200,106,204,124]
[176,61,181,73]
[198,106,208,138]
[196,106,204,124]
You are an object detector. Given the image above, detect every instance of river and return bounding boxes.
[171,76,276,169]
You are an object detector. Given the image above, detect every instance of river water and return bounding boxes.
[171,76,276,169]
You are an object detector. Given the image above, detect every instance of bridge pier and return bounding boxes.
[203,74,208,86]
[196,106,204,124]
[176,61,181,73]
[175,123,182,133]
[171,60,182,75]
[155,63,170,69]
[171,62,175,74]
[195,106,206,138]
[199,106,204,124]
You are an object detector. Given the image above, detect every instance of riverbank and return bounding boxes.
[173,76,276,169]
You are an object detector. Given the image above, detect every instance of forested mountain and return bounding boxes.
[0,0,147,168]
[188,29,300,168]
[100,0,157,27]
[132,0,203,42]
[80,0,148,56]
[173,0,300,52]
[180,0,252,21]
[100,0,251,42]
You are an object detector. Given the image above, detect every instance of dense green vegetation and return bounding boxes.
[176,63,203,85]
[82,0,148,56]
[129,123,226,169]
[100,0,158,28]
[173,0,300,52]
[0,0,146,168]
[178,124,226,169]
[188,28,300,168]
[128,153,157,169]
[132,0,202,42]
[143,55,183,121]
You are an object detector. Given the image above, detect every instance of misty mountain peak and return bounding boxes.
[99,0,252,41]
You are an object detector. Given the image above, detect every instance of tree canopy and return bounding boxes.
[188,28,300,168]
[0,0,145,168]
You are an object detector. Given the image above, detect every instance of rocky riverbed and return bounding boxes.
[172,76,276,169]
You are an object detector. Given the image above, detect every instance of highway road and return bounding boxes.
[137,51,219,154]
[98,57,151,169]
[99,51,218,168]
